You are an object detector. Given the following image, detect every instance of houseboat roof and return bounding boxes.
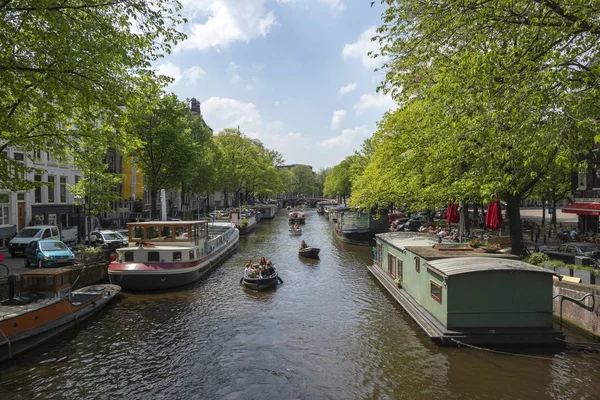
[127,220,207,226]
[425,257,555,278]
[376,232,446,249]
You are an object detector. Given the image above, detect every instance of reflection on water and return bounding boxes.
[1,209,599,399]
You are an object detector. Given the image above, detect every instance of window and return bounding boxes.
[189,250,195,260]
[47,175,55,203]
[148,252,160,262]
[430,281,442,304]
[415,256,420,273]
[396,259,403,281]
[196,248,200,258]
[173,251,182,261]
[376,243,382,265]
[33,150,42,160]
[124,252,134,262]
[0,194,9,225]
[34,175,42,203]
[387,253,396,277]
[60,177,67,203]
[13,152,24,161]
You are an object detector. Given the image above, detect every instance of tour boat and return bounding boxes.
[242,265,280,291]
[108,220,239,291]
[288,226,302,236]
[299,247,320,258]
[288,211,306,223]
[0,269,120,361]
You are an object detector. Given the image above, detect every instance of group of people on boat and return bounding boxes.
[300,240,309,249]
[245,256,275,278]
[290,223,301,231]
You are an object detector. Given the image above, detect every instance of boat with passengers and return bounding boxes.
[108,220,239,290]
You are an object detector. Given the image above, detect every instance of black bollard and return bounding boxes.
[544,234,547,245]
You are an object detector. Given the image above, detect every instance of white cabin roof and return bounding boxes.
[426,257,555,278]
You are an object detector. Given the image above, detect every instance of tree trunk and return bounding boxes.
[551,196,558,225]
[541,197,546,227]
[459,200,469,235]
[506,193,523,256]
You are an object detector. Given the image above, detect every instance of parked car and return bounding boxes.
[90,230,129,250]
[8,225,61,257]
[542,242,600,266]
[398,219,424,232]
[24,239,75,268]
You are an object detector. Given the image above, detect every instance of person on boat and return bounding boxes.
[266,261,275,276]
[258,256,267,267]
[301,240,308,249]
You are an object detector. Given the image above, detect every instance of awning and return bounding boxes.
[562,202,600,216]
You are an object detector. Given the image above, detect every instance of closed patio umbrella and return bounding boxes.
[485,199,503,231]
[446,202,460,224]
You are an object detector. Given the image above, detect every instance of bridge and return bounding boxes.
[279,196,336,208]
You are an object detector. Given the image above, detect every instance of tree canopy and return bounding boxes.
[0,0,185,189]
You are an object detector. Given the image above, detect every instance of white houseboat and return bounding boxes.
[108,220,239,290]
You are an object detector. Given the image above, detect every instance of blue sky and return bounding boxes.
[156,0,395,170]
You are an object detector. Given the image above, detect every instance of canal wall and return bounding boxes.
[553,280,600,339]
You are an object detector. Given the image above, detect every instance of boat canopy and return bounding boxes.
[20,269,72,292]
[127,221,208,243]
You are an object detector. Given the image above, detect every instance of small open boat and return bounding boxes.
[288,227,302,236]
[299,247,320,258]
[242,265,281,291]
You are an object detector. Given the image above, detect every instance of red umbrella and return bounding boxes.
[446,203,460,224]
[486,199,503,230]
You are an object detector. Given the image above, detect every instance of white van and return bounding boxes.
[8,225,61,257]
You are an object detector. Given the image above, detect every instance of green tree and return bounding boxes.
[123,92,192,217]
[0,0,185,190]
[324,160,352,203]
[315,168,331,196]
[290,165,316,196]
[368,0,600,254]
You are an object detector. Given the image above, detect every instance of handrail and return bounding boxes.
[553,292,595,331]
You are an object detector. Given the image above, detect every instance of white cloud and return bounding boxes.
[330,109,347,129]
[229,61,240,71]
[155,63,205,87]
[320,125,370,149]
[320,0,345,12]
[246,76,258,90]
[177,0,278,51]
[201,97,364,169]
[231,74,241,84]
[342,26,388,69]
[338,82,358,97]
[354,92,396,115]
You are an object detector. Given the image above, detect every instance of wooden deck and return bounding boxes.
[366,264,565,347]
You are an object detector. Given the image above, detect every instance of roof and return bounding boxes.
[376,232,443,249]
[425,257,555,278]
[126,220,207,226]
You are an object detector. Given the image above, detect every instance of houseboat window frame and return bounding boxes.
[124,251,134,262]
[148,251,160,262]
[173,251,182,262]
[376,243,382,265]
[396,259,403,281]
[189,250,195,260]
[415,256,420,273]
[387,252,396,278]
[430,280,442,304]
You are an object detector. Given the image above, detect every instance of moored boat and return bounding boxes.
[0,269,120,362]
[242,265,280,291]
[299,247,320,258]
[108,220,239,291]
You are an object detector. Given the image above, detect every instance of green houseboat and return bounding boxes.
[368,232,564,346]
[329,207,389,246]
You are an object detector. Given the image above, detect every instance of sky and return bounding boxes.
[156,0,395,171]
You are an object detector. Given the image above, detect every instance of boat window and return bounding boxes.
[131,227,143,241]
[430,281,442,304]
[387,253,396,278]
[376,243,382,265]
[22,276,54,290]
[146,226,159,240]
[148,252,160,262]
[162,226,174,240]
[124,252,134,262]
[189,250,195,260]
[196,248,200,258]
[415,257,420,273]
[396,259,403,281]
[173,251,182,261]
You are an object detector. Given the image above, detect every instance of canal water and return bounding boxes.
[1,209,599,399]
